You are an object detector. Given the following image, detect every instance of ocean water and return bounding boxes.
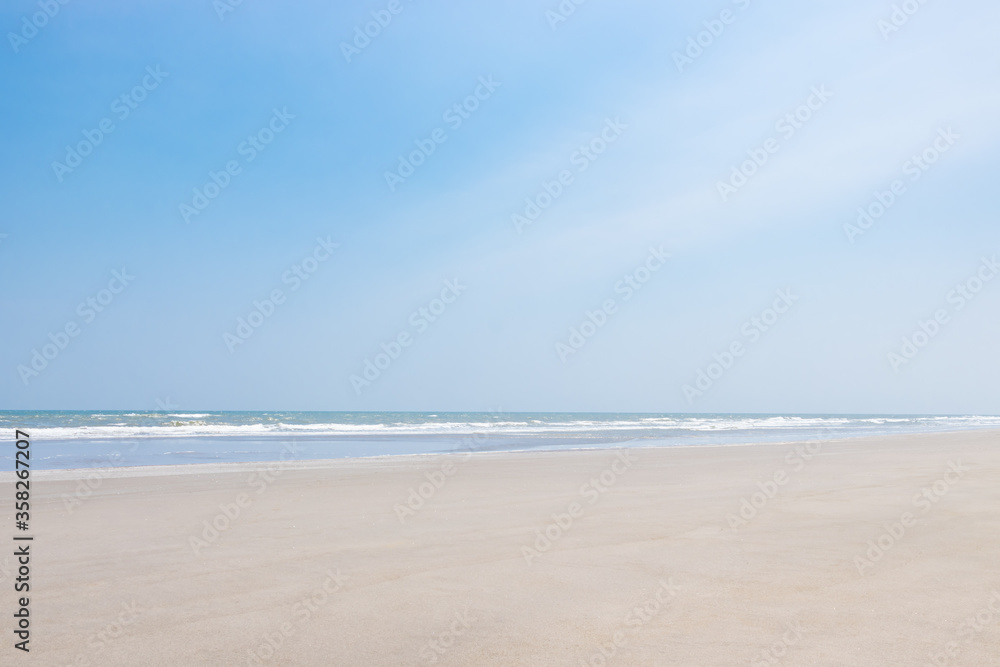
[2,411,999,470]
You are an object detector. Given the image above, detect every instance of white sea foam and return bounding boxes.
[17,414,1000,441]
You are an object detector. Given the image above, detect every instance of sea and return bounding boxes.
[2,411,999,470]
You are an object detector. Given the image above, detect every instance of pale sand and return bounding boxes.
[3,429,1000,666]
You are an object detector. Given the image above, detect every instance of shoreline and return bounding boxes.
[5,426,999,480]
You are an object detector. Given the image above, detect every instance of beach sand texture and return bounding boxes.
[3,429,999,665]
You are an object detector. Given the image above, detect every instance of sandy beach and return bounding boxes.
[4,428,1000,666]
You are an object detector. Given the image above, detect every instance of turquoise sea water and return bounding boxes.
[2,411,998,470]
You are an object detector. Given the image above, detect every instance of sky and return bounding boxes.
[1,0,999,413]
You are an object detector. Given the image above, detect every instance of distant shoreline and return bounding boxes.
[6,427,999,479]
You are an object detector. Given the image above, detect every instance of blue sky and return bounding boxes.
[1,0,998,413]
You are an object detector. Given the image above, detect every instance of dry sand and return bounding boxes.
[3,429,1000,666]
